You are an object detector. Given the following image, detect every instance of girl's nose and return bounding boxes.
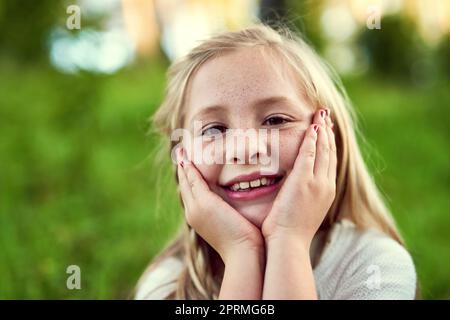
[228,149,264,164]
[225,129,269,165]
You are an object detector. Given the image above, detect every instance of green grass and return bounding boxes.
[344,77,450,299]
[0,59,448,299]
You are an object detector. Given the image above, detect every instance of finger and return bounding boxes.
[322,109,337,180]
[326,121,337,181]
[314,124,330,177]
[311,109,329,177]
[313,108,328,127]
[292,124,318,179]
[325,108,334,130]
[183,157,211,200]
[177,162,194,208]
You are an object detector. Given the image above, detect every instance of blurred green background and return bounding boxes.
[0,0,449,299]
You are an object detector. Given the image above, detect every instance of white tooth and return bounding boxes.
[239,181,250,189]
[231,183,240,191]
[260,177,268,185]
[250,179,261,187]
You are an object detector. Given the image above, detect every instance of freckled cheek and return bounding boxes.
[277,128,306,172]
[195,163,221,187]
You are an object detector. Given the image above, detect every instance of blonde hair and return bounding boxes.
[140,22,405,299]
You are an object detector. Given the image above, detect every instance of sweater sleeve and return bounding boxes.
[134,257,184,300]
[332,233,417,300]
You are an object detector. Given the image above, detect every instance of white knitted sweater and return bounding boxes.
[135,219,417,300]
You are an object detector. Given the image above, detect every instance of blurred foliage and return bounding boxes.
[436,36,450,76]
[0,1,449,299]
[357,15,427,79]
[344,76,450,299]
[284,0,326,51]
[259,0,326,51]
[0,56,183,298]
[0,0,61,62]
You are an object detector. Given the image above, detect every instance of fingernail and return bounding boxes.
[313,124,319,132]
[180,147,190,164]
[320,110,326,119]
[176,148,182,163]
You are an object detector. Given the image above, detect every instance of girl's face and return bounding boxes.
[183,47,315,228]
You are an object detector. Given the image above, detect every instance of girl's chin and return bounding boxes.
[233,202,273,228]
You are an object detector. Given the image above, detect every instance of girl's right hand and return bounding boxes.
[176,148,264,263]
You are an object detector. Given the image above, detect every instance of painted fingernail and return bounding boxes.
[313,124,319,132]
[180,147,191,165]
[320,110,326,119]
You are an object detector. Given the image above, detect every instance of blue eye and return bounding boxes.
[263,116,289,126]
[202,125,227,137]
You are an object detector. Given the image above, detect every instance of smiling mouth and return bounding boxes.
[220,173,284,201]
[224,176,283,192]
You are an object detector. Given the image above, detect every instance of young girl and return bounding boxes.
[135,23,417,300]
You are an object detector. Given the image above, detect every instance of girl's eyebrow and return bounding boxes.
[188,95,297,124]
[190,105,227,123]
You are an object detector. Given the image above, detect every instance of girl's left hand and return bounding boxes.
[261,109,337,248]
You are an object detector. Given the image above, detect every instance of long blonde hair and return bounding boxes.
[140,22,405,299]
